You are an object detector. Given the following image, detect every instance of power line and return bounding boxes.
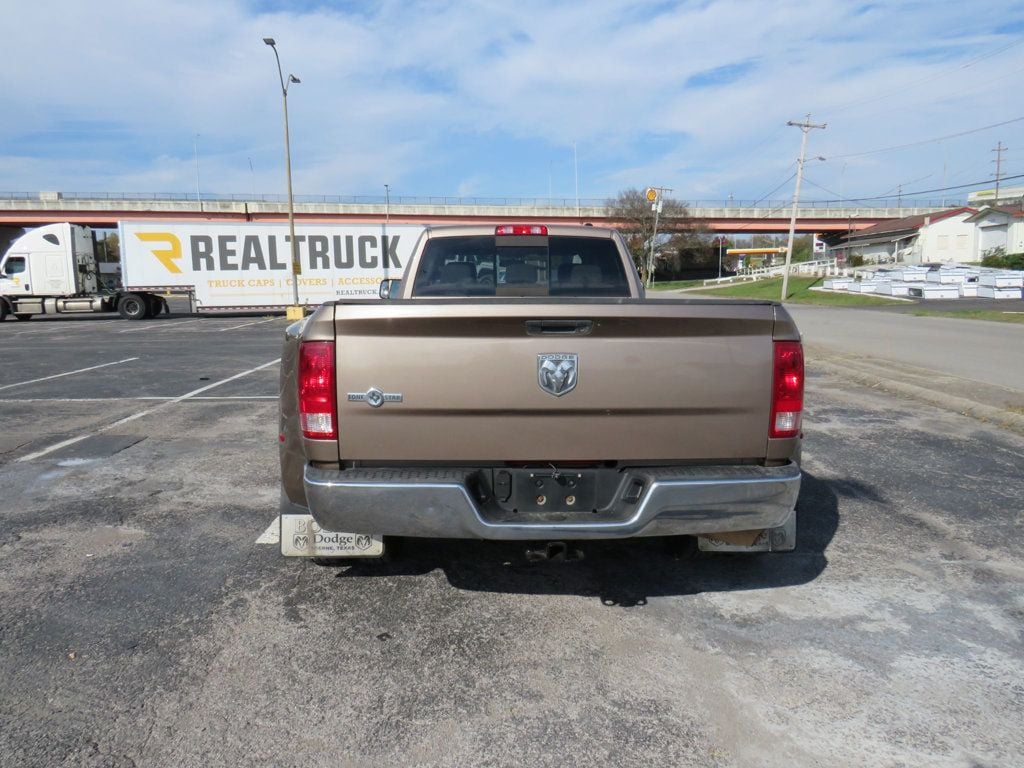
[749,169,798,206]
[815,172,1024,202]
[818,61,1024,146]
[825,115,1024,160]
[802,176,882,210]
[823,37,1024,118]
[721,171,799,235]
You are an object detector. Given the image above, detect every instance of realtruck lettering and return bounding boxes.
[186,234,402,272]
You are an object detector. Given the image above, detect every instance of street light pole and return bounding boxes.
[193,133,201,212]
[264,37,302,312]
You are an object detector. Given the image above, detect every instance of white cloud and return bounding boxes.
[2,0,1022,204]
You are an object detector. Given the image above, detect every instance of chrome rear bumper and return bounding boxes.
[303,462,801,541]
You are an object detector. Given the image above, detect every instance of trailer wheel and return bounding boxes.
[0,301,7,321]
[118,293,149,320]
[14,314,31,321]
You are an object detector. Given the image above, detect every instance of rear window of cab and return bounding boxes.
[411,235,631,297]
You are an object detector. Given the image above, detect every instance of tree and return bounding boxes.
[98,232,120,262]
[751,234,780,249]
[791,234,814,262]
[605,188,696,284]
[664,223,715,273]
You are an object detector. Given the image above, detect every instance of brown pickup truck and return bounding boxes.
[278,223,803,559]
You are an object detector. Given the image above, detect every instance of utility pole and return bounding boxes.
[941,144,948,207]
[781,114,826,302]
[644,186,673,287]
[992,141,1007,203]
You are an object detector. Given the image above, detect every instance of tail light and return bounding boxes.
[298,341,337,440]
[496,225,548,236]
[770,341,804,439]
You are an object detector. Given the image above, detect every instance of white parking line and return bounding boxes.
[0,357,139,392]
[218,318,280,332]
[7,319,121,336]
[139,395,279,400]
[117,319,202,334]
[0,395,277,403]
[256,519,280,544]
[17,358,281,462]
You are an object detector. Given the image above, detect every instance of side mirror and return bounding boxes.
[378,279,402,300]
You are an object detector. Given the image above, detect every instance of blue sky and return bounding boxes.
[1,0,1023,205]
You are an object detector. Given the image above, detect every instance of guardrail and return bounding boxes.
[0,191,969,210]
[702,258,839,286]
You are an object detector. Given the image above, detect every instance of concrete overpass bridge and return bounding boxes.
[0,192,963,235]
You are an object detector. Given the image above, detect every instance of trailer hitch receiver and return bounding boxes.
[525,541,584,563]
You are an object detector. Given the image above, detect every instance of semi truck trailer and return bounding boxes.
[0,221,424,320]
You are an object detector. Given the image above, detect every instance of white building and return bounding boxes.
[833,207,978,264]
[965,205,1024,258]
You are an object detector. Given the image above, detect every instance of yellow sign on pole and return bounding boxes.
[645,187,658,202]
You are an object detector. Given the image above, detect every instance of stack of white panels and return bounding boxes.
[926,269,972,284]
[979,272,1024,288]
[977,285,1023,299]
[877,282,911,296]
[823,279,853,290]
[959,283,979,298]
[909,285,960,299]
[894,269,928,282]
[847,282,879,293]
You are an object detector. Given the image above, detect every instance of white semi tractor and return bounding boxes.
[0,221,425,320]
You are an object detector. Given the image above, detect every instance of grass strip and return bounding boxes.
[687,276,905,306]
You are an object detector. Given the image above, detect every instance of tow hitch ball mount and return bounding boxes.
[525,541,584,562]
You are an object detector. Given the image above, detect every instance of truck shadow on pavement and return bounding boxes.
[327,472,841,607]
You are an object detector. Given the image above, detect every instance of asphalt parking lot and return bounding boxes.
[1,309,1022,767]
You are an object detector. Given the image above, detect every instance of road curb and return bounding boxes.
[811,359,1024,437]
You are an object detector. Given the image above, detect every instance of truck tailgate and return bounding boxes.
[333,301,776,462]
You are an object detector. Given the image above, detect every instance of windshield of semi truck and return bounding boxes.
[411,235,631,297]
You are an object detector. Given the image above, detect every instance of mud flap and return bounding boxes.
[280,514,384,557]
[697,510,796,553]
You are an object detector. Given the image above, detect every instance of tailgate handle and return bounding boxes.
[525,319,593,336]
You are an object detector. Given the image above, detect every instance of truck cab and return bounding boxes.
[0,223,162,320]
[0,223,99,299]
